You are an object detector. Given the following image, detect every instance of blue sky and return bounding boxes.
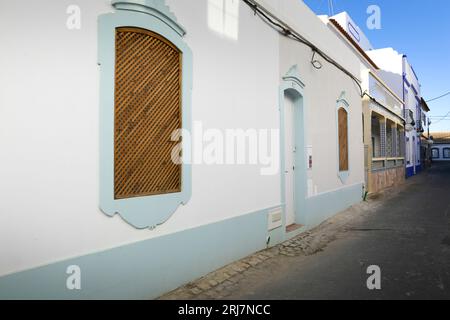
[303,0,450,132]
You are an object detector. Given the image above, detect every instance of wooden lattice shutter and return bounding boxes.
[338,108,349,171]
[114,27,182,200]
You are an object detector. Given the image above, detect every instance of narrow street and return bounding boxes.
[162,163,450,300]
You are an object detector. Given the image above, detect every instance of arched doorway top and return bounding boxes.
[282,65,305,94]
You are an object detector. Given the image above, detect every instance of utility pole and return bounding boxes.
[328,0,334,16]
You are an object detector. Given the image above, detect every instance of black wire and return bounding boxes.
[311,50,323,69]
[426,91,450,103]
[242,0,364,97]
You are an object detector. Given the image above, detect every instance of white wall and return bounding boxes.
[367,48,422,169]
[0,0,280,277]
[0,0,364,278]
[432,145,450,161]
[366,48,404,99]
[276,0,364,195]
[331,12,373,51]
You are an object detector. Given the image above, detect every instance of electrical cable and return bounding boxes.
[242,0,364,97]
[426,91,450,103]
[430,111,450,124]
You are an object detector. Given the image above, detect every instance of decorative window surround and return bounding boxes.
[432,148,440,159]
[336,92,350,183]
[444,148,450,159]
[98,0,193,229]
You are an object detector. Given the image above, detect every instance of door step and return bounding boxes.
[286,223,303,233]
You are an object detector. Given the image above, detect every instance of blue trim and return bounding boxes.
[415,164,422,174]
[0,179,363,300]
[111,0,186,36]
[403,74,411,88]
[0,207,277,300]
[279,65,307,226]
[444,148,450,159]
[406,166,415,178]
[98,1,193,229]
[432,148,440,159]
[411,66,419,81]
[304,183,363,228]
[402,56,408,121]
[411,84,418,96]
[347,22,361,42]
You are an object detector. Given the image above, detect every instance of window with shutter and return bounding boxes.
[114,27,182,200]
[98,0,193,229]
[338,107,349,172]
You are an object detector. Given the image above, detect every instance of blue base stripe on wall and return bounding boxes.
[0,209,271,300]
[304,183,363,227]
[0,183,363,300]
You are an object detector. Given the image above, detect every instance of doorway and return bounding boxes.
[284,91,297,227]
[282,87,305,230]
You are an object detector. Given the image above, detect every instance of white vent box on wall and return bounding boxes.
[268,207,283,231]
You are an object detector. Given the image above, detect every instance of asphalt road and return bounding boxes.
[227,162,450,300]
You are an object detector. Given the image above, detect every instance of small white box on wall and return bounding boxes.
[268,207,283,231]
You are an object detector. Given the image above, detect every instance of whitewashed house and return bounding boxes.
[366,48,424,177]
[321,12,406,195]
[430,133,450,161]
[419,98,432,168]
[0,0,365,299]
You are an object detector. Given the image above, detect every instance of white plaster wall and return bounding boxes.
[366,48,405,100]
[367,48,422,169]
[432,145,450,161]
[404,59,421,168]
[0,0,280,276]
[277,0,365,195]
[0,0,367,277]
[331,12,373,51]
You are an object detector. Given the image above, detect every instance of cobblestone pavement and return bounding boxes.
[159,172,415,300]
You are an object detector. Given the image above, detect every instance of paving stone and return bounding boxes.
[204,290,219,298]
[227,269,238,277]
[248,258,261,266]
[223,280,234,288]
[215,284,225,292]
[190,287,202,295]
[209,279,219,287]
[197,281,211,291]
[241,262,251,269]
[257,254,269,261]
[232,265,245,273]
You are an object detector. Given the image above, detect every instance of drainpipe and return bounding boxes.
[402,55,407,177]
[402,55,406,113]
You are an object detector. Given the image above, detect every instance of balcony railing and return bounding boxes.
[372,157,405,171]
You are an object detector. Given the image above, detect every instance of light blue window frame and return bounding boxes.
[98,0,193,229]
[336,92,350,183]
